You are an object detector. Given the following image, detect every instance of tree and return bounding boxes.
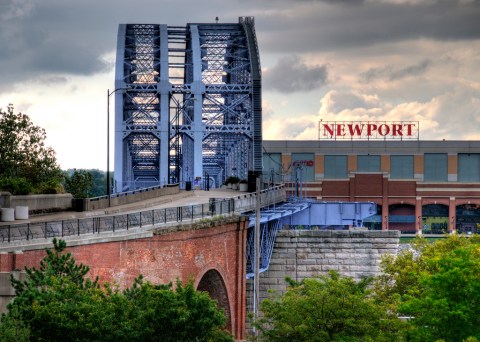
[1,239,233,341]
[374,234,480,341]
[255,271,406,341]
[63,169,94,198]
[123,276,233,341]
[0,104,62,194]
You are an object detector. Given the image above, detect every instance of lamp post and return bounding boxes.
[107,87,129,205]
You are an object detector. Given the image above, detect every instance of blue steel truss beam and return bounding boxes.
[114,17,262,192]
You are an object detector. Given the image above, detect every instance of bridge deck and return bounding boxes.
[0,189,241,227]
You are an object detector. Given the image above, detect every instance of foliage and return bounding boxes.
[225,176,240,184]
[0,305,30,342]
[123,276,233,341]
[63,168,111,198]
[0,177,32,195]
[90,169,109,197]
[254,271,406,341]
[374,234,480,342]
[63,169,94,198]
[0,239,233,341]
[0,104,62,193]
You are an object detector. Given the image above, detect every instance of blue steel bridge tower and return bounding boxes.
[113,17,262,192]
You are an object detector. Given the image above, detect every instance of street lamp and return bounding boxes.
[107,87,129,206]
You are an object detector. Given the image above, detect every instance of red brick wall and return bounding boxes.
[354,174,383,196]
[388,181,416,196]
[322,180,350,197]
[5,219,248,340]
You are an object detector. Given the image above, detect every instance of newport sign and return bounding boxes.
[318,120,419,140]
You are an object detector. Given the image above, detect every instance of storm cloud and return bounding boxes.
[263,56,328,93]
[1,0,480,168]
[362,60,432,82]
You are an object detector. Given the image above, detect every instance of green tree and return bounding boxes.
[1,239,233,341]
[89,169,108,197]
[64,169,94,198]
[123,276,233,341]
[374,234,480,342]
[0,104,62,193]
[255,271,406,341]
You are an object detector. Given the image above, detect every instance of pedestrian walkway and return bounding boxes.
[0,188,242,227]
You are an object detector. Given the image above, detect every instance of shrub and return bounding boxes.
[0,177,33,195]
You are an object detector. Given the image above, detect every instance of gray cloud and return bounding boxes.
[257,0,480,53]
[0,0,479,92]
[362,59,431,82]
[263,56,328,93]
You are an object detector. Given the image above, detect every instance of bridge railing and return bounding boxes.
[232,185,286,213]
[0,185,286,244]
[0,198,234,244]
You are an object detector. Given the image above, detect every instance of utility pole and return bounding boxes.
[253,176,261,335]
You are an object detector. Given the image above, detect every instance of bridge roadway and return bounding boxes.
[0,188,241,228]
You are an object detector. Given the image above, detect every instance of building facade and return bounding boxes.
[263,140,480,234]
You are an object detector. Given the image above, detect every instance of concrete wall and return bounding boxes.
[9,194,73,212]
[246,229,400,321]
[84,185,181,211]
[0,271,26,313]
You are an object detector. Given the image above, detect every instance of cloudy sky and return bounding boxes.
[1,0,480,170]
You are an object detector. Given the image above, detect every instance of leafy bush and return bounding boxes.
[32,179,64,194]
[0,177,33,195]
[225,176,240,184]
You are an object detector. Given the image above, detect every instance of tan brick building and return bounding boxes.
[263,140,480,234]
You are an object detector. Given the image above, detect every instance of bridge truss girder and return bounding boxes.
[114,17,262,192]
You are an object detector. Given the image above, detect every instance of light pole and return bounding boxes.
[107,87,129,205]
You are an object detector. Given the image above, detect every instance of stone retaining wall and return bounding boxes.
[246,229,400,326]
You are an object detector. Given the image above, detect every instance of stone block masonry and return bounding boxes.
[246,229,400,324]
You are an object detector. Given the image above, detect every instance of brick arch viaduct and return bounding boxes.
[0,217,248,340]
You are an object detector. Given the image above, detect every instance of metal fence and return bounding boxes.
[0,198,234,243]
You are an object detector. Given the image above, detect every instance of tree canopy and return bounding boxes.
[0,239,233,342]
[255,271,406,341]
[374,234,480,342]
[254,234,480,342]
[63,169,94,198]
[0,104,62,194]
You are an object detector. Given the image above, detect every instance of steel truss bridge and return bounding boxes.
[114,17,262,192]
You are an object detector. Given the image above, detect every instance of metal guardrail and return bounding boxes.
[232,185,286,213]
[0,185,287,244]
[0,198,234,244]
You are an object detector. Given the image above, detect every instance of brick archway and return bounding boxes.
[197,269,232,332]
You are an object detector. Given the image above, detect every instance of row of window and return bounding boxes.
[263,153,480,182]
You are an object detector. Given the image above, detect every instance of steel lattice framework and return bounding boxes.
[114,17,262,192]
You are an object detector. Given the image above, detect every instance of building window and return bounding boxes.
[424,153,447,182]
[357,155,380,172]
[458,153,480,182]
[390,155,414,179]
[262,153,282,184]
[325,155,347,179]
[291,153,315,182]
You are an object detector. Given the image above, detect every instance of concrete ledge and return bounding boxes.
[0,229,154,253]
[11,194,73,212]
[278,230,400,238]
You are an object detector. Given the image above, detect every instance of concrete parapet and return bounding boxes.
[85,185,181,211]
[11,194,73,212]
